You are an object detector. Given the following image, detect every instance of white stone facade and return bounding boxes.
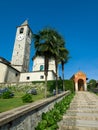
[19,71,56,82]
[0,57,20,83]
[0,62,8,83]
[33,56,56,72]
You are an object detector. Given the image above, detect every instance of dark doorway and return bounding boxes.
[78,79,84,91]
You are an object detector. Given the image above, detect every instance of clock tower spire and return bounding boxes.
[11,20,33,72]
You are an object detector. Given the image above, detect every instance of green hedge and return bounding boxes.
[64,80,74,93]
[32,79,75,93]
[47,80,74,93]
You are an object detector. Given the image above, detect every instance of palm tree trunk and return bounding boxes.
[45,74,47,98]
[62,61,65,91]
[62,67,65,91]
[44,56,49,98]
[55,57,58,95]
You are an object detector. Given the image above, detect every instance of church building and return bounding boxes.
[0,20,56,83]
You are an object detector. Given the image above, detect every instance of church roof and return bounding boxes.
[21,20,28,26]
[0,57,10,65]
[76,71,86,76]
[70,71,86,80]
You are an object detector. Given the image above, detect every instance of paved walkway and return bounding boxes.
[58,91,98,130]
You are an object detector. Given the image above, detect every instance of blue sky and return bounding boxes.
[0,0,98,80]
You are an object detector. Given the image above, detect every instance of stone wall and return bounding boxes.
[0,91,70,130]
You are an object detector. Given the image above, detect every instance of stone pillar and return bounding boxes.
[75,82,78,91]
[84,82,87,91]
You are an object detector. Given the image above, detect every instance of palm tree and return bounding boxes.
[59,48,69,91]
[33,27,69,96]
[51,32,66,94]
[33,28,59,98]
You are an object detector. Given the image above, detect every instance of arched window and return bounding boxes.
[20,28,24,34]
[40,65,44,71]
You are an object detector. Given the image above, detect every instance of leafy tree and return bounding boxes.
[87,79,96,90]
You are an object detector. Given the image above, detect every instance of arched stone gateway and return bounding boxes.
[78,79,84,91]
[71,71,87,91]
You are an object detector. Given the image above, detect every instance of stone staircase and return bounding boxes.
[58,92,98,130]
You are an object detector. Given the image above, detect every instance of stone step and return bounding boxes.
[70,102,98,104]
[71,102,98,105]
[69,106,98,109]
[68,108,98,113]
[63,114,98,121]
[66,112,98,118]
[59,125,98,130]
[67,109,98,113]
[58,92,98,130]
[58,119,98,130]
[70,103,98,107]
[71,100,98,102]
[72,99,98,101]
[70,104,98,106]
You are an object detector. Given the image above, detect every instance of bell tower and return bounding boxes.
[11,20,33,72]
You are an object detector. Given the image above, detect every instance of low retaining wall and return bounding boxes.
[0,91,70,130]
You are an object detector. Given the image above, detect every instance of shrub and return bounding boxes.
[27,88,37,95]
[22,93,33,103]
[2,91,14,99]
[0,88,14,99]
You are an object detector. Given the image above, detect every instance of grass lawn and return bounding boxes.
[0,84,44,113]
[0,83,53,113]
[0,91,45,113]
[0,97,26,112]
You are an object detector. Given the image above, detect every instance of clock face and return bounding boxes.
[16,34,24,41]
